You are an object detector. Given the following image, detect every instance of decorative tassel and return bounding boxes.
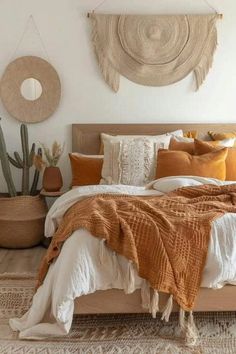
[141,281,150,311]
[179,308,199,346]
[186,311,199,347]
[126,260,135,293]
[150,290,159,318]
[161,295,173,322]
[179,308,186,337]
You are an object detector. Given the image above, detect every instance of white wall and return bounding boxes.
[0,0,235,192]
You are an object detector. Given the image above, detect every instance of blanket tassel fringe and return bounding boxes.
[141,285,160,319]
[150,290,159,318]
[99,241,198,346]
[141,281,151,310]
[161,295,173,322]
[179,308,199,346]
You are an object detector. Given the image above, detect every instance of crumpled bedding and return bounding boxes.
[9,177,236,339]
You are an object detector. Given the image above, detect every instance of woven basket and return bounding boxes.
[0,194,48,248]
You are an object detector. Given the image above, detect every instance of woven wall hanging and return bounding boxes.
[89,13,221,92]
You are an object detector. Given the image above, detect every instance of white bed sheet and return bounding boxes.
[9,177,236,339]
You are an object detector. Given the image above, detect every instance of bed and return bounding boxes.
[9,123,236,341]
[73,123,236,315]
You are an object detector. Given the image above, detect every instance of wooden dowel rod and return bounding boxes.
[87,12,223,19]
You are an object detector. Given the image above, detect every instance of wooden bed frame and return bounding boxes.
[72,123,236,314]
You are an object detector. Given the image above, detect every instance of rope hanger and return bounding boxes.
[87,0,223,18]
[10,15,51,62]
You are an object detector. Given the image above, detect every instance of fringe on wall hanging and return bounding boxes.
[89,13,221,92]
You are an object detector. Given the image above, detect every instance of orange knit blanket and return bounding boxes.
[38,184,236,311]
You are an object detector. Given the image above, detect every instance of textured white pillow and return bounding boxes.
[100,131,183,186]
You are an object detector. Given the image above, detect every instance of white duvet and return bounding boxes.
[10,176,236,339]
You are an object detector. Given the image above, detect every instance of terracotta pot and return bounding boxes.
[42,166,63,192]
[0,194,48,249]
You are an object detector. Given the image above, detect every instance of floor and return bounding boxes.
[0,246,46,274]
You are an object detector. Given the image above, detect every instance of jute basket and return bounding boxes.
[0,194,48,248]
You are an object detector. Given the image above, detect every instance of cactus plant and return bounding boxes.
[8,124,36,195]
[30,147,42,196]
[0,119,17,197]
[0,119,41,197]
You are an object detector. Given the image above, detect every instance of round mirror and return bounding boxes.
[20,78,43,101]
[0,56,61,123]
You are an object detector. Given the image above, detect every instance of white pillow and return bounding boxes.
[171,136,194,143]
[218,138,236,147]
[152,176,203,193]
[152,175,222,193]
[166,129,184,138]
[171,136,235,147]
[100,130,183,186]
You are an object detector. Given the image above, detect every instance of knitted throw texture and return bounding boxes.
[91,14,220,92]
[38,184,236,311]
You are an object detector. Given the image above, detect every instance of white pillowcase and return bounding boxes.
[161,129,183,138]
[151,176,223,194]
[171,136,236,147]
[100,130,183,186]
[218,138,236,147]
[171,136,194,143]
[152,176,203,193]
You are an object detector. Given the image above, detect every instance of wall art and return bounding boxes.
[90,14,221,92]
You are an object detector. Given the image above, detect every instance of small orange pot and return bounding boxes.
[42,166,63,192]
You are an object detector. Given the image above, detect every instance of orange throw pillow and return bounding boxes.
[169,137,195,154]
[195,139,236,181]
[169,137,223,155]
[208,131,236,141]
[194,139,220,154]
[69,153,103,186]
[156,148,228,180]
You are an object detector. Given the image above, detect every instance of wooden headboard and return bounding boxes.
[72,124,236,154]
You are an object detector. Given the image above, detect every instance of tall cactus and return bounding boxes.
[8,124,36,195]
[30,147,42,196]
[0,119,17,197]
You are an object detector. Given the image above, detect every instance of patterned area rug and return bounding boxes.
[1,276,236,354]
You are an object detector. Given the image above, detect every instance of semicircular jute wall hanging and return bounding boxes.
[90,13,221,92]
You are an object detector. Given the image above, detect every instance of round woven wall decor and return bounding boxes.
[0,56,61,123]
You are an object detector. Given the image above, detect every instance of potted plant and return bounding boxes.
[38,141,64,192]
[0,119,47,248]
